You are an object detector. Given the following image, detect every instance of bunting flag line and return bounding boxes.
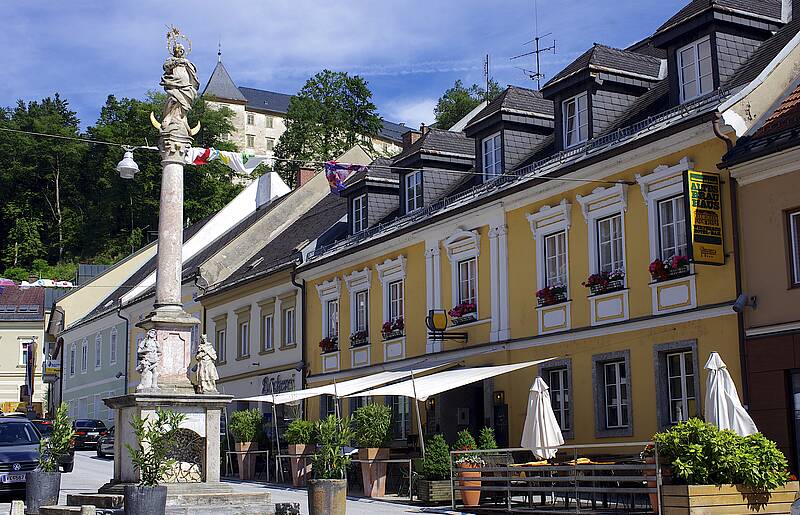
[325,161,368,195]
[186,147,271,176]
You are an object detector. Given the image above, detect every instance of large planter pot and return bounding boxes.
[458,463,481,507]
[235,441,258,480]
[25,469,61,515]
[661,481,799,514]
[288,443,314,487]
[358,447,389,497]
[416,478,452,503]
[308,478,346,515]
[123,485,167,515]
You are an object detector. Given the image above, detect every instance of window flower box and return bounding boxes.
[583,270,625,296]
[449,303,477,326]
[649,255,690,283]
[536,285,568,307]
[319,336,338,354]
[349,331,369,348]
[381,317,404,341]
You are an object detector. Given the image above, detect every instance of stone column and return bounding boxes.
[154,159,186,311]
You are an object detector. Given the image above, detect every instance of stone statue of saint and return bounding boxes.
[136,329,160,391]
[158,27,200,140]
[191,334,219,394]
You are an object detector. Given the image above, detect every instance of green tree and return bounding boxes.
[434,79,503,130]
[273,70,383,186]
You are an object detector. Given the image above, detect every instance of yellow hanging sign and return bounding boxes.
[684,170,724,265]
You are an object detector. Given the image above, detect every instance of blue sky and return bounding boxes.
[2,0,685,129]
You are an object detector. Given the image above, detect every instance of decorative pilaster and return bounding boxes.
[424,245,442,353]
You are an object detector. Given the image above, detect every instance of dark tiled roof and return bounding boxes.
[723,17,800,90]
[544,44,663,89]
[0,286,44,321]
[344,157,397,187]
[392,128,475,164]
[202,61,247,102]
[656,0,783,34]
[379,120,413,143]
[466,86,554,129]
[238,87,293,114]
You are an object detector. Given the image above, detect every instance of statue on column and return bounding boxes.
[136,329,161,391]
[191,334,219,394]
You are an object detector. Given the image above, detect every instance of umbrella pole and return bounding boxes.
[271,384,283,483]
[410,370,425,457]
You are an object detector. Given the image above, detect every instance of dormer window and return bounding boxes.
[405,171,423,213]
[482,133,502,179]
[677,36,712,103]
[352,194,367,233]
[563,93,589,148]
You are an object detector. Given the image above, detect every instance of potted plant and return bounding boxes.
[124,408,186,515]
[229,408,263,480]
[536,285,567,306]
[381,317,404,340]
[349,330,369,348]
[417,434,452,502]
[351,403,392,497]
[26,403,74,515]
[649,255,690,283]
[453,430,484,507]
[448,303,477,326]
[319,336,338,354]
[582,269,625,295]
[285,419,315,487]
[308,415,353,515]
[652,418,794,514]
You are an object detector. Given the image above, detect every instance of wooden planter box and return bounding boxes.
[416,479,452,503]
[661,482,799,514]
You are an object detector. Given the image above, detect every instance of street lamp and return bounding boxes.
[116,147,139,179]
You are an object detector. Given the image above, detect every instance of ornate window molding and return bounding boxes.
[376,256,406,327]
[344,268,371,339]
[527,200,572,293]
[576,184,628,276]
[317,278,340,341]
[443,228,481,310]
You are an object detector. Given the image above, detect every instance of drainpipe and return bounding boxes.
[713,112,749,404]
[290,257,306,415]
[116,306,130,394]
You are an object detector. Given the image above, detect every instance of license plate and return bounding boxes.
[0,473,26,483]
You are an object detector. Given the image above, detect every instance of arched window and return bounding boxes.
[109,328,118,365]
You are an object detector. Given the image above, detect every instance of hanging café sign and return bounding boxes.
[684,169,724,266]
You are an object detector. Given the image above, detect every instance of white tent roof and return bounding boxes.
[346,359,554,401]
[238,364,447,405]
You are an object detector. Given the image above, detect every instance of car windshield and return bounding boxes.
[33,423,53,436]
[75,420,105,429]
[0,423,39,446]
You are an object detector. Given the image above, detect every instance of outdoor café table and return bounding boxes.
[509,460,554,507]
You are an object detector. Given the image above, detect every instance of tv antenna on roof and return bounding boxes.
[510,0,556,89]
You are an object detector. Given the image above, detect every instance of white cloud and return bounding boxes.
[384,97,437,128]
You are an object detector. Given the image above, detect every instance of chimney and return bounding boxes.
[420,122,430,135]
[402,130,422,150]
[782,0,793,22]
[295,167,315,189]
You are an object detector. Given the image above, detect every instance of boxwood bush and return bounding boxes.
[351,403,392,448]
[284,419,315,445]
[421,434,451,480]
[229,408,263,443]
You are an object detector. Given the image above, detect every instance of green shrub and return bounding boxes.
[653,418,789,491]
[313,415,353,479]
[351,403,392,448]
[38,403,75,473]
[421,434,451,480]
[478,427,498,450]
[453,429,484,467]
[126,408,187,487]
[285,419,315,445]
[229,408,263,443]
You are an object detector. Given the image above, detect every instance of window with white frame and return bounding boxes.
[246,113,254,125]
[94,334,102,369]
[246,134,255,148]
[238,321,250,358]
[457,258,477,305]
[326,299,339,338]
[390,396,411,440]
[597,213,624,273]
[215,329,226,363]
[482,133,502,179]
[658,196,687,260]
[388,280,403,321]
[283,307,296,346]
[677,37,713,103]
[544,231,568,287]
[109,328,117,365]
[789,210,800,287]
[354,290,368,332]
[549,368,571,431]
[563,92,589,147]
[20,341,30,367]
[265,137,275,151]
[667,350,695,424]
[352,194,367,233]
[604,360,628,429]
[262,314,274,352]
[405,171,423,213]
[81,340,88,373]
[265,116,274,128]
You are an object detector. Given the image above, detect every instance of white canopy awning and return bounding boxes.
[238,364,447,405]
[346,359,555,401]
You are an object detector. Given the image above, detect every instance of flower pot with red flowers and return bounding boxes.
[536,285,567,307]
[381,317,404,340]
[453,430,483,507]
[349,330,369,348]
[449,303,477,326]
[582,269,625,295]
[649,255,690,283]
[319,336,338,354]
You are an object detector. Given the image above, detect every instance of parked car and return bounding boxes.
[96,426,114,458]
[31,420,75,472]
[0,417,41,492]
[72,419,108,450]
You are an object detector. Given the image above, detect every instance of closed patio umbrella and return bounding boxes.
[704,352,758,436]
[520,377,564,460]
